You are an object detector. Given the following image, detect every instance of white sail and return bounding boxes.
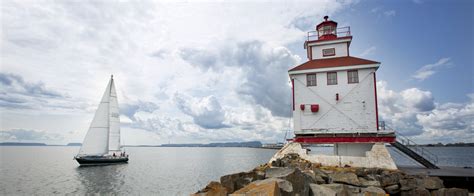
[78,76,122,156]
[108,78,121,153]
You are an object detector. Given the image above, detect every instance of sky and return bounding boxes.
[1,0,473,145]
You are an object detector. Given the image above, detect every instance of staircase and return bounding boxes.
[391,134,439,169]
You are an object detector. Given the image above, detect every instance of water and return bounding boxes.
[1,146,473,195]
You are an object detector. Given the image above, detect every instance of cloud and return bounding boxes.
[174,93,228,129]
[412,58,452,81]
[359,46,376,57]
[416,94,474,143]
[378,81,473,143]
[0,72,79,110]
[0,1,361,144]
[120,100,159,121]
[377,81,435,136]
[179,40,299,117]
[0,72,62,98]
[1,129,63,142]
[383,10,396,17]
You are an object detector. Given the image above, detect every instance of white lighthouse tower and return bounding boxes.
[277,16,397,168]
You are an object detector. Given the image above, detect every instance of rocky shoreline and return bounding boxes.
[192,153,470,196]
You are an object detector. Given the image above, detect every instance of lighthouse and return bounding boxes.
[271,16,398,169]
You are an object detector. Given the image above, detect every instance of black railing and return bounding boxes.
[307,26,351,41]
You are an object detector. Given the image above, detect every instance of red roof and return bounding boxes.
[289,56,380,72]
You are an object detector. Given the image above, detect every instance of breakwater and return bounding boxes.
[192,153,470,196]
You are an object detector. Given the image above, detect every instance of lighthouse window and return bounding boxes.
[327,72,337,85]
[307,74,317,86]
[323,48,335,57]
[347,70,359,83]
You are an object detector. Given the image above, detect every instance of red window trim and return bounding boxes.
[327,72,338,85]
[322,48,335,57]
[347,70,359,84]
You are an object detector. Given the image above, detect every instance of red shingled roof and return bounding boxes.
[289,56,380,72]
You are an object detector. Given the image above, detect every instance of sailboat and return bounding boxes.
[74,75,128,165]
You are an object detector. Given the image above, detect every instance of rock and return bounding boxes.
[399,178,421,191]
[309,183,336,196]
[430,188,469,196]
[192,181,228,196]
[378,171,403,187]
[231,180,280,196]
[359,177,381,187]
[257,178,293,195]
[313,168,329,182]
[329,171,360,186]
[400,187,430,196]
[321,183,361,195]
[220,171,264,193]
[303,170,326,184]
[384,184,400,194]
[361,186,386,196]
[422,176,444,190]
[265,168,296,178]
[265,167,314,196]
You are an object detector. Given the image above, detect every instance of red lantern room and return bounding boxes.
[316,16,338,40]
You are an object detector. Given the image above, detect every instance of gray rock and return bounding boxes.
[313,168,329,182]
[384,184,400,194]
[378,171,403,187]
[265,167,296,178]
[254,178,293,195]
[400,187,430,196]
[265,167,314,196]
[431,188,469,196]
[422,176,444,190]
[329,172,360,186]
[303,170,326,184]
[361,186,386,196]
[309,183,336,196]
[321,184,361,196]
[359,177,381,187]
[399,178,422,191]
[220,171,264,193]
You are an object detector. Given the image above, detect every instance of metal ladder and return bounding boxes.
[392,133,439,169]
[380,122,439,169]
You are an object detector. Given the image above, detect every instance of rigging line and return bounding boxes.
[294,71,375,129]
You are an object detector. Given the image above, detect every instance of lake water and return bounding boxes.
[1,146,473,195]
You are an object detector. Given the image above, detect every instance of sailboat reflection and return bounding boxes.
[75,164,127,194]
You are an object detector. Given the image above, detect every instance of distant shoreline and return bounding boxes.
[1,142,473,147]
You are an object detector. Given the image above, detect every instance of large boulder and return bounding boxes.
[231,180,280,196]
[430,188,469,196]
[422,176,444,190]
[309,183,336,196]
[321,183,361,195]
[399,178,423,191]
[303,170,326,184]
[271,153,312,170]
[361,186,386,196]
[359,177,381,187]
[220,171,264,193]
[192,181,228,196]
[378,171,403,187]
[265,167,315,196]
[328,171,361,186]
[400,187,430,196]
[384,184,400,195]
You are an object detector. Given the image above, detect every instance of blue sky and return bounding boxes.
[1,0,473,145]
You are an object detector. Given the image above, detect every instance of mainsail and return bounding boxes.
[78,76,121,156]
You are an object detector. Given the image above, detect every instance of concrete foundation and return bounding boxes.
[269,142,397,170]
